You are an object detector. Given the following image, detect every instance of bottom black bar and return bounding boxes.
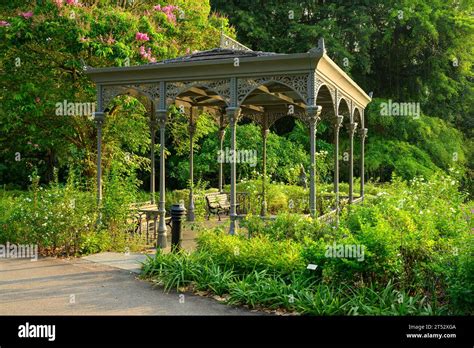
[0,316,471,346]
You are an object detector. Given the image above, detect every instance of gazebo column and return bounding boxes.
[156,109,168,248]
[227,106,241,235]
[150,107,156,204]
[93,86,105,206]
[218,127,226,193]
[187,107,197,221]
[359,127,368,201]
[260,124,269,217]
[334,115,344,218]
[307,106,322,218]
[348,122,358,203]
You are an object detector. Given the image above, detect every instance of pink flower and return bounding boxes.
[135,32,150,41]
[154,4,179,24]
[139,46,155,62]
[66,0,78,5]
[0,21,10,27]
[163,5,179,11]
[54,0,63,7]
[20,11,33,19]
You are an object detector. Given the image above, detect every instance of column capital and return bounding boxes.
[358,127,368,139]
[225,107,241,124]
[334,115,344,129]
[348,122,358,136]
[306,105,322,125]
[93,111,105,125]
[155,109,167,126]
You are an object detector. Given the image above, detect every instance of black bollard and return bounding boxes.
[171,203,186,252]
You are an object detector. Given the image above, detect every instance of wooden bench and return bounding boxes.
[205,192,230,221]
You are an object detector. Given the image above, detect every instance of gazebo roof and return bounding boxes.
[86,34,371,125]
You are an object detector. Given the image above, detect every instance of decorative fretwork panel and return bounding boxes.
[237,75,309,105]
[130,84,160,100]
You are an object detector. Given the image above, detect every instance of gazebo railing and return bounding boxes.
[128,201,171,245]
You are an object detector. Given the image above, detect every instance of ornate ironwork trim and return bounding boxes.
[237,74,309,105]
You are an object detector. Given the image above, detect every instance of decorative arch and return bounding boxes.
[337,97,351,119]
[353,106,364,128]
[237,80,309,128]
[315,83,335,106]
[166,79,231,106]
[315,84,336,121]
[101,85,155,114]
[237,75,308,106]
[353,107,363,128]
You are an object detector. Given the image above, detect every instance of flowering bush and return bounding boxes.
[153,4,179,24]
[135,32,150,41]
[0,171,97,255]
[0,165,149,255]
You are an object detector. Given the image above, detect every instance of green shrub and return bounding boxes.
[445,237,474,314]
[197,228,305,276]
[0,170,98,255]
[79,231,112,255]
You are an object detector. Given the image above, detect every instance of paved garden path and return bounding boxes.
[0,255,258,315]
